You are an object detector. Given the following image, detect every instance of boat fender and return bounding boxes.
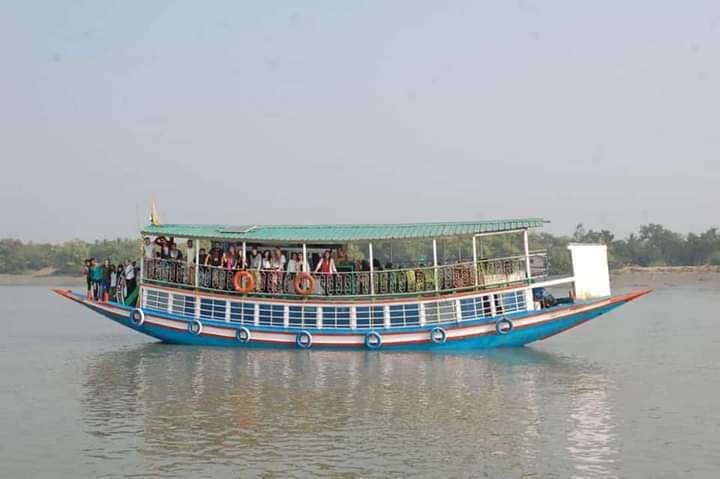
[294,272,316,296]
[129,308,145,326]
[495,317,514,335]
[236,327,251,343]
[233,270,256,294]
[365,331,383,349]
[296,330,313,349]
[188,319,203,335]
[430,326,447,344]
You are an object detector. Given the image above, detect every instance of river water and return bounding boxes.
[0,285,718,478]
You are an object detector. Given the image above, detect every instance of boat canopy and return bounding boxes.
[141,218,546,244]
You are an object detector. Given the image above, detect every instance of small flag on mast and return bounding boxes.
[150,201,161,226]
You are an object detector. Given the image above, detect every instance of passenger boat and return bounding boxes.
[53,218,650,350]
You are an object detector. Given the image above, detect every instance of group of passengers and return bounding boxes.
[83,258,138,302]
[143,236,382,293]
[142,236,464,295]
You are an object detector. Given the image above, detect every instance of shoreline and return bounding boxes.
[1,266,718,288]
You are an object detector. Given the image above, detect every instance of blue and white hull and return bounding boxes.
[53,289,650,351]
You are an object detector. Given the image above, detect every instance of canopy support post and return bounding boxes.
[302,244,308,271]
[523,229,532,282]
[242,241,246,268]
[369,242,375,295]
[432,239,439,292]
[472,235,479,287]
[194,239,200,288]
[139,235,144,284]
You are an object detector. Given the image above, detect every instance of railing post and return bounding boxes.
[523,229,532,282]
[472,235,479,287]
[369,242,375,296]
[432,239,439,292]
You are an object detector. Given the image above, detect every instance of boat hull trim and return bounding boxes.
[53,289,650,350]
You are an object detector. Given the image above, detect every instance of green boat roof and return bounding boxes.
[141,218,546,244]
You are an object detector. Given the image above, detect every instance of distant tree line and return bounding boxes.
[534,224,720,274]
[0,224,719,276]
[0,238,141,275]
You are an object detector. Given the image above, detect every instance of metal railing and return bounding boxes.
[142,252,548,298]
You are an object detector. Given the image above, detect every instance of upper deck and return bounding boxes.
[139,218,553,301]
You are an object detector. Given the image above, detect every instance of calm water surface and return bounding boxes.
[1,285,719,478]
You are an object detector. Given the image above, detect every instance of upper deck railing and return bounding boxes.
[142,251,548,299]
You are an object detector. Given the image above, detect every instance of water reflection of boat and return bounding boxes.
[56,218,650,350]
[81,345,620,476]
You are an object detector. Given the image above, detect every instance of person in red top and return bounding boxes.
[314,250,337,295]
[314,250,337,274]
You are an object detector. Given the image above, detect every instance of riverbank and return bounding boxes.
[611,266,720,289]
[2,266,719,288]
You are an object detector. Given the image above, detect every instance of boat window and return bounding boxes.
[258,304,272,325]
[271,305,285,327]
[389,304,420,327]
[303,306,317,328]
[200,298,226,320]
[356,307,370,328]
[500,291,526,314]
[230,302,255,324]
[144,290,169,312]
[425,300,456,324]
[172,294,195,317]
[288,305,302,327]
[460,296,492,321]
[322,306,351,328]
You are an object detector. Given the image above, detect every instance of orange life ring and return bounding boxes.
[294,272,316,296]
[233,270,255,293]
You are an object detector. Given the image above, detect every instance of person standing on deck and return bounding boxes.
[124,260,136,297]
[143,237,154,259]
[89,258,103,300]
[82,259,91,300]
[185,239,196,285]
[100,259,112,301]
[314,250,337,295]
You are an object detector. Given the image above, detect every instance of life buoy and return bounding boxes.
[495,317,514,335]
[365,331,382,349]
[129,308,145,326]
[233,270,255,293]
[430,326,447,344]
[294,272,316,296]
[188,319,203,335]
[296,330,313,349]
[236,327,251,343]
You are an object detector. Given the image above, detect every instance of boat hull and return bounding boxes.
[53,289,650,350]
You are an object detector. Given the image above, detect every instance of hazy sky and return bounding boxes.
[1,1,719,242]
